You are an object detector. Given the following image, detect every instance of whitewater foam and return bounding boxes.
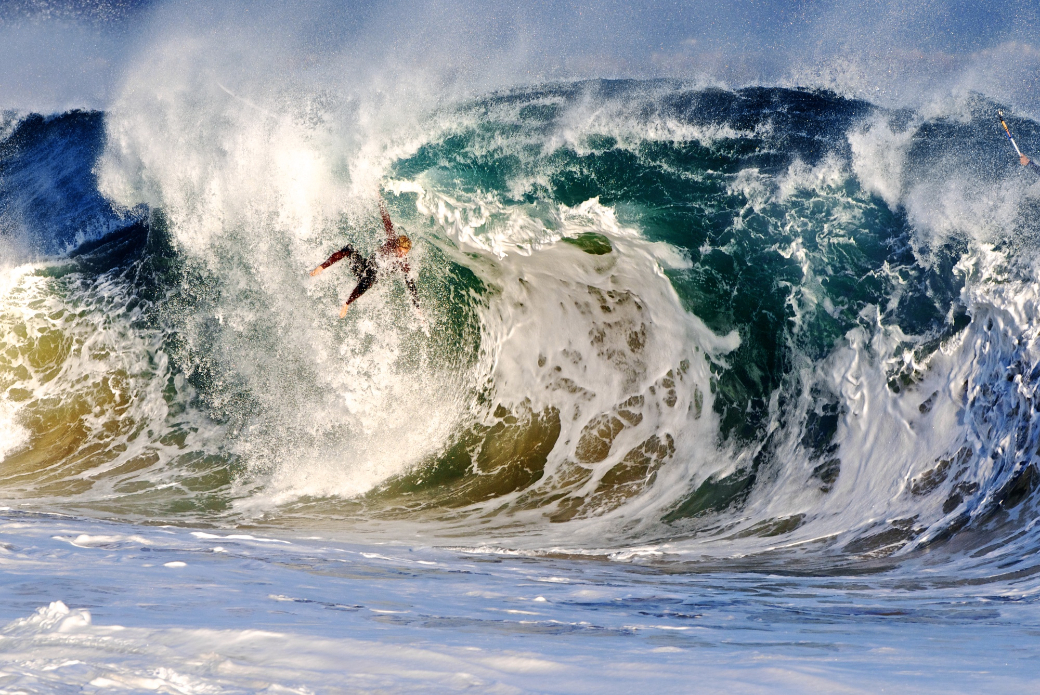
[0,512,1037,694]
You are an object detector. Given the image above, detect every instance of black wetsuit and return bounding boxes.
[319,244,420,308]
[1028,159,1040,176]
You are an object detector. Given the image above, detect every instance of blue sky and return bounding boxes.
[2,0,1039,112]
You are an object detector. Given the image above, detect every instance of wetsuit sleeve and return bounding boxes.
[1028,160,1040,176]
[320,245,354,269]
[405,277,421,309]
[394,259,420,308]
[380,200,396,243]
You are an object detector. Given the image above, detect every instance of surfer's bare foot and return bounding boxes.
[339,302,350,318]
[311,266,323,277]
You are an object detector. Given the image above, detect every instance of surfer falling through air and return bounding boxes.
[999,110,1040,175]
[311,199,422,319]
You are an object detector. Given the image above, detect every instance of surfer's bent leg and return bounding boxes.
[312,244,357,277]
[346,257,378,306]
[322,244,355,269]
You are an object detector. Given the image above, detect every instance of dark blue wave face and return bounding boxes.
[0,110,131,257]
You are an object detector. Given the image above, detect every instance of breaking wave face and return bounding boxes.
[5,67,1040,572]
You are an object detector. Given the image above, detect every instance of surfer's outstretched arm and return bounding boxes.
[380,199,399,245]
[311,245,355,276]
[395,258,421,310]
[403,275,427,333]
[380,199,396,243]
[405,277,421,310]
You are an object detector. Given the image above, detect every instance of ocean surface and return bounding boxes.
[3,30,1040,692]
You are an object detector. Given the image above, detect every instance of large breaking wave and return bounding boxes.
[3,75,1040,574]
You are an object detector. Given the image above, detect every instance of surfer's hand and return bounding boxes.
[1022,155,1031,166]
[340,302,350,318]
[311,266,324,277]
